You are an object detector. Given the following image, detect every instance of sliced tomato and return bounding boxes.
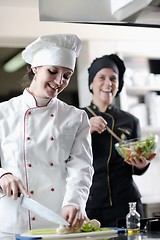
[146,153,156,161]
[125,150,132,156]
[136,150,142,155]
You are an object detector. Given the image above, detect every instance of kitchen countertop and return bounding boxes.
[13,232,160,240]
[112,232,160,240]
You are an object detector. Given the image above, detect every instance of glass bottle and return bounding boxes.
[127,233,142,240]
[126,202,140,235]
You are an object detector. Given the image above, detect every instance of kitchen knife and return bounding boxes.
[20,194,69,226]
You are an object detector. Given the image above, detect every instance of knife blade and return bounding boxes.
[20,194,69,226]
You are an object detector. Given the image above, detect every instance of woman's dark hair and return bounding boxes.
[21,65,35,89]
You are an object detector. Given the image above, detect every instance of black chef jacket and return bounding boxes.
[83,102,149,209]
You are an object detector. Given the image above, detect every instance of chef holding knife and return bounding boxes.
[0,34,94,236]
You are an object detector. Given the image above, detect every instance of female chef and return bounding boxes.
[83,54,152,227]
[0,34,93,235]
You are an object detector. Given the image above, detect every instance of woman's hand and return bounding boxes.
[124,156,152,169]
[90,116,107,134]
[0,173,29,200]
[62,205,86,232]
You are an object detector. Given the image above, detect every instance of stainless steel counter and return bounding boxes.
[109,232,160,240]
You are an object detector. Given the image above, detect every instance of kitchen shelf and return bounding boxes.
[122,59,160,206]
[126,86,160,96]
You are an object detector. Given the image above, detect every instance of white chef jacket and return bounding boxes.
[0,89,93,234]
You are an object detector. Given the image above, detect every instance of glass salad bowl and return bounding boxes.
[115,134,158,161]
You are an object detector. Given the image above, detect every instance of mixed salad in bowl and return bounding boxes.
[115,134,158,161]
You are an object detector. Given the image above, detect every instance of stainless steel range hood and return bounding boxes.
[39,0,160,27]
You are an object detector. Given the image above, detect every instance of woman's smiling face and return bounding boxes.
[28,65,73,99]
[91,68,119,108]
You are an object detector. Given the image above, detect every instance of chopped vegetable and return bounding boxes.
[90,219,101,228]
[80,219,102,232]
[28,228,57,235]
[56,225,70,234]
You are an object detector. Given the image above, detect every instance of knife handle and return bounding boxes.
[15,234,42,239]
[0,188,22,198]
[18,191,21,197]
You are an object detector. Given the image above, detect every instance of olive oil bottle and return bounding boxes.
[126,202,140,235]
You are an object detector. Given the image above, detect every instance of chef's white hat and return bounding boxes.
[22,34,82,71]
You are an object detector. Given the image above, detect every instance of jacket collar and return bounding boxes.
[90,101,114,113]
[22,89,56,108]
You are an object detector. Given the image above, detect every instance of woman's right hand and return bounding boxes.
[0,173,29,200]
[90,116,107,134]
